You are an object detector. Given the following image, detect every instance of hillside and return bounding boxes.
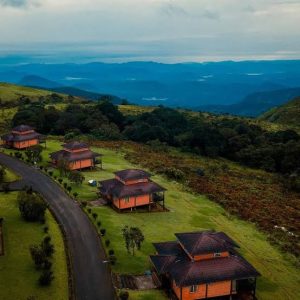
[260,97,300,128]
[198,87,300,117]
[0,82,81,105]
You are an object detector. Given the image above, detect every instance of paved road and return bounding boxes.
[0,153,115,300]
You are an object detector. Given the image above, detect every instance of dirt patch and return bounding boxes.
[89,199,108,206]
[116,274,158,290]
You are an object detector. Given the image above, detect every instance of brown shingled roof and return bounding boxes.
[151,254,260,286]
[12,125,34,132]
[50,149,101,162]
[99,178,166,198]
[62,141,89,150]
[175,231,239,256]
[114,169,151,181]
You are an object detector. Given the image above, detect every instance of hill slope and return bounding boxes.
[199,87,300,117]
[0,82,81,105]
[259,97,300,128]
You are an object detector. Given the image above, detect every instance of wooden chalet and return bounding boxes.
[150,231,260,300]
[99,169,166,211]
[50,141,102,171]
[1,125,43,149]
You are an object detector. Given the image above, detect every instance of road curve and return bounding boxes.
[0,153,115,300]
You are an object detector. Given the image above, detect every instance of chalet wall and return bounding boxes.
[113,194,150,209]
[13,139,39,149]
[69,159,93,170]
[172,280,232,300]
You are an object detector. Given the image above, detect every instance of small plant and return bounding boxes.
[48,171,53,177]
[67,186,72,193]
[87,208,92,214]
[105,239,110,247]
[44,167,48,173]
[109,254,117,265]
[39,166,43,170]
[58,178,63,184]
[43,226,49,233]
[54,175,57,180]
[108,249,114,255]
[81,200,87,207]
[73,192,78,198]
[97,221,101,227]
[38,270,54,286]
[92,212,98,220]
[100,228,106,236]
[63,182,67,189]
[119,290,129,300]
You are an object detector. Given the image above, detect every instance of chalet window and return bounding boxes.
[190,285,197,293]
[214,252,221,257]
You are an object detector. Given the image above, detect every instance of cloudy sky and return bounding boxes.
[0,0,300,62]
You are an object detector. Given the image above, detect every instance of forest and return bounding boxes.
[12,101,300,182]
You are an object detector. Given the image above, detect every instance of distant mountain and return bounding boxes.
[19,75,60,89]
[199,87,300,117]
[259,97,300,128]
[1,60,300,108]
[49,86,123,104]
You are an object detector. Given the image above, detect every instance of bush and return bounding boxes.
[40,236,54,257]
[63,182,68,189]
[97,221,101,227]
[67,186,72,193]
[108,249,114,255]
[105,239,110,247]
[58,178,63,184]
[43,226,49,233]
[119,290,129,300]
[73,192,78,198]
[92,212,98,220]
[38,270,54,286]
[87,208,92,213]
[81,201,87,207]
[100,228,106,236]
[48,171,53,177]
[29,245,46,269]
[18,191,47,222]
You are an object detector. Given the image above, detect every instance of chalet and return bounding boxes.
[150,231,260,300]
[50,141,102,171]
[1,125,42,149]
[99,169,166,211]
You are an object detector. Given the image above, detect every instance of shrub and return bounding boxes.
[54,175,57,180]
[81,201,87,207]
[87,208,92,214]
[108,249,114,255]
[29,245,46,269]
[63,182,68,189]
[73,192,78,198]
[92,212,98,220]
[43,259,52,270]
[105,239,110,247]
[40,236,54,257]
[119,290,129,300]
[43,226,49,233]
[97,221,101,227]
[48,171,53,177]
[38,270,54,286]
[18,191,47,222]
[100,228,106,236]
[58,178,63,184]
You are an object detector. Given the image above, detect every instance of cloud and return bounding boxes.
[0,0,40,8]
[159,0,188,16]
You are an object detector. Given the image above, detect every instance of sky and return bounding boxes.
[0,0,300,63]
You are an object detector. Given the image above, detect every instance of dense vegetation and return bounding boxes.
[12,102,300,179]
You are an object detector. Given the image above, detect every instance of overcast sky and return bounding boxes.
[0,0,300,62]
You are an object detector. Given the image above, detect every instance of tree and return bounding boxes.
[18,191,47,222]
[0,166,6,184]
[39,270,54,286]
[25,145,43,164]
[29,245,46,269]
[122,225,145,256]
[57,158,69,177]
[68,171,85,185]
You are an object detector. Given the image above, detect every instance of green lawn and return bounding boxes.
[128,290,166,300]
[3,140,300,299]
[4,168,20,183]
[0,192,68,300]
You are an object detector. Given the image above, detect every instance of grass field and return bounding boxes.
[3,140,300,299]
[0,192,68,300]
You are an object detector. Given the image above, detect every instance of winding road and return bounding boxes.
[0,153,115,300]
